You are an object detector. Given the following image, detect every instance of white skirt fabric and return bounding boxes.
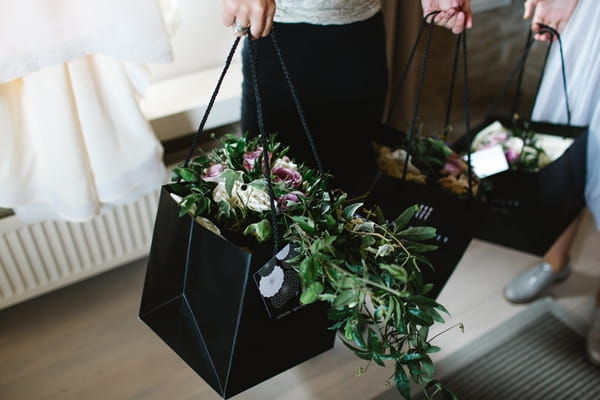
[0,0,173,84]
[0,0,174,223]
[531,0,600,230]
[0,55,167,222]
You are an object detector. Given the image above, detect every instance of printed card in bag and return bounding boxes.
[253,244,305,320]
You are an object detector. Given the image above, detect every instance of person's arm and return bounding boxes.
[221,0,276,38]
[523,0,579,42]
[420,0,473,34]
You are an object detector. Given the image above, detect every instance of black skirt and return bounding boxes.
[241,12,388,196]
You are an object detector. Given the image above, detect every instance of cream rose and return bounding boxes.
[213,180,273,212]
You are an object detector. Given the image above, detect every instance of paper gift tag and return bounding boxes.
[468,144,510,178]
[253,244,305,320]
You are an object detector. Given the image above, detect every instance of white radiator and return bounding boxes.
[0,190,159,310]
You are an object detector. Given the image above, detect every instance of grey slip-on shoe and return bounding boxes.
[504,261,571,304]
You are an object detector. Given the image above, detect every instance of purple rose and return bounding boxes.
[505,148,521,163]
[278,191,304,210]
[442,153,466,177]
[272,166,303,188]
[202,164,226,182]
[243,147,271,172]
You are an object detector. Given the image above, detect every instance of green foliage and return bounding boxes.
[170,133,457,399]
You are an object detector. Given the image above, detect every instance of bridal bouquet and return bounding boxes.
[170,133,457,399]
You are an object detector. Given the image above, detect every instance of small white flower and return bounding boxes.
[375,244,395,258]
[259,266,285,298]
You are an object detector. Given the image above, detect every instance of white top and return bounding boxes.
[531,0,600,230]
[275,0,381,25]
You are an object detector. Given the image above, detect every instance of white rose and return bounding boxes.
[504,136,524,152]
[212,181,273,212]
[272,156,298,171]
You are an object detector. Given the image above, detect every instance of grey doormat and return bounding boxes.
[376,299,600,400]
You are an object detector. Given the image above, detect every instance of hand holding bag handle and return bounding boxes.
[489,25,571,125]
[395,11,474,198]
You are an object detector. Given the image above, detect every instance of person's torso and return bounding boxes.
[274,0,381,25]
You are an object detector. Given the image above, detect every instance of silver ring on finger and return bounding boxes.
[233,21,251,35]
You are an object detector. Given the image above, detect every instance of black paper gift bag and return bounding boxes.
[369,18,477,299]
[465,118,587,255]
[139,36,335,399]
[139,187,334,399]
[456,27,588,255]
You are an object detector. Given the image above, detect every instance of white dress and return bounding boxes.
[0,0,173,222]
[531,0,600,230]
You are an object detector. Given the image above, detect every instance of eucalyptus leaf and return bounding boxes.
[242,219,272,243]
[397,226,437,241]
[408,307,434,326]
[343,203,363,220]
[400,353,426,363]
[291,216,317,235]
[300,281,323,304]
[391,204,419,232]
[405,242,439,253]
[352,325,368,350]
[394,366,411,400]
[427,345,442,354]
[333,289,358,308]
[179,168,198,183]
[380,264,408,283]
[421,356,434,382]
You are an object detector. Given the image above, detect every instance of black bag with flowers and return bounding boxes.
[457,27,587,255]
[141,29,462,400]
[369,15,478,299]
[139,37,335,399]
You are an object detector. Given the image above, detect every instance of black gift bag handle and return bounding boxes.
[386,11,474,199]
[489,25,571,125]
[180,31,332,255]
[182,37,242,168]
[530,25,571,124]
[247,31,338,252]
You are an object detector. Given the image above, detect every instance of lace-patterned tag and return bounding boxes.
[253,244,305,319]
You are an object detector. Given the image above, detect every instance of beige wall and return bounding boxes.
[147,0,240,83]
